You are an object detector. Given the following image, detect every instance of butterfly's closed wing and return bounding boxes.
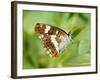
[35,23,71,57]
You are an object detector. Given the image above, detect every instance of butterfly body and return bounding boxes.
[35,23,71,57]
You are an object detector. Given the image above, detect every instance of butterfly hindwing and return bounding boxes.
[35,23,71,57]
[43,35,58,57]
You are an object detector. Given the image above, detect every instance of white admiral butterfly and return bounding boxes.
[35,23,71,57]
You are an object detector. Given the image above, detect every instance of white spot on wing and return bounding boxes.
[56,31,58,34]
[48,49,51,52]
[41,35,44,38]
[45,25,50,33]
[39,34,44,38]
[51,35,59,53]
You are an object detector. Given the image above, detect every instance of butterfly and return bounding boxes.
[34,23,71,57]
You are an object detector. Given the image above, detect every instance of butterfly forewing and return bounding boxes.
[35,23,71,57]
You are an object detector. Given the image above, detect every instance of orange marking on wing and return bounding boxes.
[47,42,58,57]
[43,36,51,48]
[50,48,57,57]
[59,31,66,36]
[56,35,61,44]
[35,23,46,35]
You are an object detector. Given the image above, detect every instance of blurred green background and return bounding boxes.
[23,10,91,69]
